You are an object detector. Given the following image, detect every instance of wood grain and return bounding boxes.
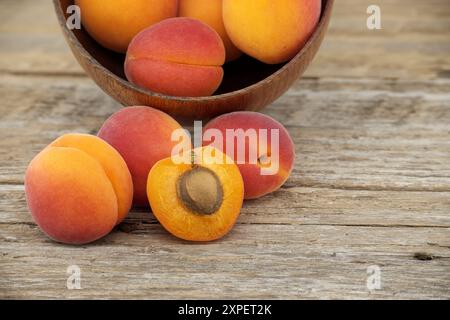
[0,0,449,299]
[1,221,449,299]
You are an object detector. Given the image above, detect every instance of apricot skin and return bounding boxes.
[50,134,133,224]
[125,17,226,97]
[179,0,242,62]
[98,106,190,206]
[203,112,295,199]
[147,147,244,242]
[25,134,134,244]
[75,0,178,53]
[223,0,321,64]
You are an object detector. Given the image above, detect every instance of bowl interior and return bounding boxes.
[61,0,326,95]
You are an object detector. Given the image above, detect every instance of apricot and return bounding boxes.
[179,0,242,62]
[125,17,226,97]
[25,134,133,244]
[75,0,178,53]
[98,106,190,206]
[147,146,244,241]
[49,134,133,224]
[203,112,295,199]
[222,0,322,64]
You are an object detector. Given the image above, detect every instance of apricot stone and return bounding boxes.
[125,17,226,97]
[179,0,242,62]
[203,112,295,199]
[25,134,133,244]
[98,106,190,206]
[75,0,178,53]
[223,0,321,64]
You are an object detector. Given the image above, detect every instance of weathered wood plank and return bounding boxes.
[0,0,82,74]
[1,0,450,79]
[2,184,450,227]
[1,222,449,299]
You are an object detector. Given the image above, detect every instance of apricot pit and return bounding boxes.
[177,166,224,215]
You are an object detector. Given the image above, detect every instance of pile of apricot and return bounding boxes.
[24,1,318,244]
[75,0,321,97]
[25,107,295,244]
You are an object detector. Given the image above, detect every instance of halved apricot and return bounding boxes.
[147,146,244,241]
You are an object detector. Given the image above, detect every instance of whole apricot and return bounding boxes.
[223,0,321,64]
[75,0,178,53]
[179,0,242,62]
[125,17,226,97]
[98,106,190,206]
[203,112,295,199]
[50,134,133,224]
[25,134,133,244]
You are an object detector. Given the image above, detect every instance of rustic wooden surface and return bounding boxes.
[1,0,449,299]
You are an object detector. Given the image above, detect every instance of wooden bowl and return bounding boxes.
[54,0,334,119]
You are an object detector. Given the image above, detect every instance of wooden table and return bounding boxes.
[1,0,449,299]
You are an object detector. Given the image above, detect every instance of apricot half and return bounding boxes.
[25,134,133,244]
[147,147,244,241]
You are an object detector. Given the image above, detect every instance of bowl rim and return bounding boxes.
[54,0,333,102]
